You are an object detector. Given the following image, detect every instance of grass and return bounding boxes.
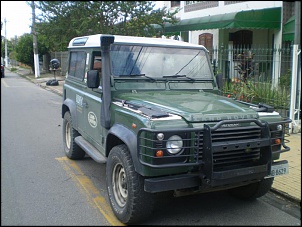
[10,67,18,72]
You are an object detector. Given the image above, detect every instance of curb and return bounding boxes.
[39,83,63,97]
[271,188,301,206]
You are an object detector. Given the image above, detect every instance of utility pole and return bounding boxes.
[4,18,8,67]
[31,1,40,78]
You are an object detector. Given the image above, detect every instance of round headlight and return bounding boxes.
[276,124,283,131]
[166,135,183,154]
[157,133,164,140]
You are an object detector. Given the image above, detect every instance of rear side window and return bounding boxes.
[68,51,86,80]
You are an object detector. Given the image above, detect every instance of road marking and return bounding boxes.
[1,79,32,88]
[56,157,125,226]
[1,79,9,87]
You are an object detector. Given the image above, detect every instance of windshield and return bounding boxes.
[110,44,212,79]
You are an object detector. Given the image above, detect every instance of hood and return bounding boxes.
[115,91,259,122]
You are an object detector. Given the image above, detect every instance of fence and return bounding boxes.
[210,45,293,118]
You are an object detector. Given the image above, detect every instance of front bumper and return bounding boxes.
[139,118,291,193]
[145,164,268,193]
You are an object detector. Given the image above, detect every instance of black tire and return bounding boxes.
[63,111,85,160]
[106,144,155,224]
[228,178,274,200]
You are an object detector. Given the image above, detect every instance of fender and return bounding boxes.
[62,98,78,130]
[107,124,143,174]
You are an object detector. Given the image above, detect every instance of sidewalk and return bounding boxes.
[272,133,301,204]
[7,66,302,205]
[16,67,65,97]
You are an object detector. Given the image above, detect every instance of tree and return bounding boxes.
[35,1,179,51]
[1,38,14,61]
[15,33,48,72]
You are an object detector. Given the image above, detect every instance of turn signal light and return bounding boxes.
[155,150,164,157]
[274,139,281,145]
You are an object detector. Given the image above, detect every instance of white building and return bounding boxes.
[160,1,294,48]
[157,1,296,85]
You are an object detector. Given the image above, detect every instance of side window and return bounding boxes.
[91,51,102,73]
[68,51,86,80]
[91,52,102,88]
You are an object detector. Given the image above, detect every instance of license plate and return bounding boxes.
[265,161,289,178]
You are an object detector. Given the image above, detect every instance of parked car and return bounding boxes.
[1,64,4,78]
[62,34,291,224]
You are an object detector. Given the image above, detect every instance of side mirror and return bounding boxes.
[87,70,100,88]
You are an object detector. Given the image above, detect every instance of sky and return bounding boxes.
[1,1,33,40]
[1,1,165,41]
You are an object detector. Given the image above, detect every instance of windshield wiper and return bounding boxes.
[118,74,157,81]
[163,74,195,81]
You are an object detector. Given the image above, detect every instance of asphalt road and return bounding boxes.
[1,72,300,226]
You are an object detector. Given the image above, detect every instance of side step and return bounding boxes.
[75,136,107,163]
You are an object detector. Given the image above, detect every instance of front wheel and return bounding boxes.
[228,178,274,199]
[106,144,154,224]
[63,111,85,160]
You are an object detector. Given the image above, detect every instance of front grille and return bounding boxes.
[196,126,264,171]
[138,118,290,170]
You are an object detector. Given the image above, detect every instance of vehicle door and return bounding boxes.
[81,52,105,151]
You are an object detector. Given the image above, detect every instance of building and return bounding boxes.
[160,1,295,46]
[157,1,295,81]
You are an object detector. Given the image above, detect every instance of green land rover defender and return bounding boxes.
[62,34,291,224]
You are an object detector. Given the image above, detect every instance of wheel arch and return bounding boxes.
[62,98,78,130]
[106,124,143,174]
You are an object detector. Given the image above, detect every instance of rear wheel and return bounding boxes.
[63,111,85,159]
[228,178,274,199]
[106,144,154,224]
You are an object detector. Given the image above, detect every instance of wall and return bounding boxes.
[179,1,283,20]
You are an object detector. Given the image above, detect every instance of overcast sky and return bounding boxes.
[1,1,32,40]
[1,1,165,40]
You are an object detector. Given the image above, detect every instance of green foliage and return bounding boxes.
[279,69,291,88]
[1,38,14,60]
[35,1,179,51]
[15,34,34,69]
[15,33,49,72]
[223,79,290,109]
[1,40,4,59]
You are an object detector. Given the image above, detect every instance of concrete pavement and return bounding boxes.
[6,66,301,205]
[272,133,301,204]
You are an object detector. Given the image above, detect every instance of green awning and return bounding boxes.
[162,7,281,33]
[282,15,295,41]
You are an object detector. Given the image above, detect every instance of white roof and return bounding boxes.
[68,34,207,50]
